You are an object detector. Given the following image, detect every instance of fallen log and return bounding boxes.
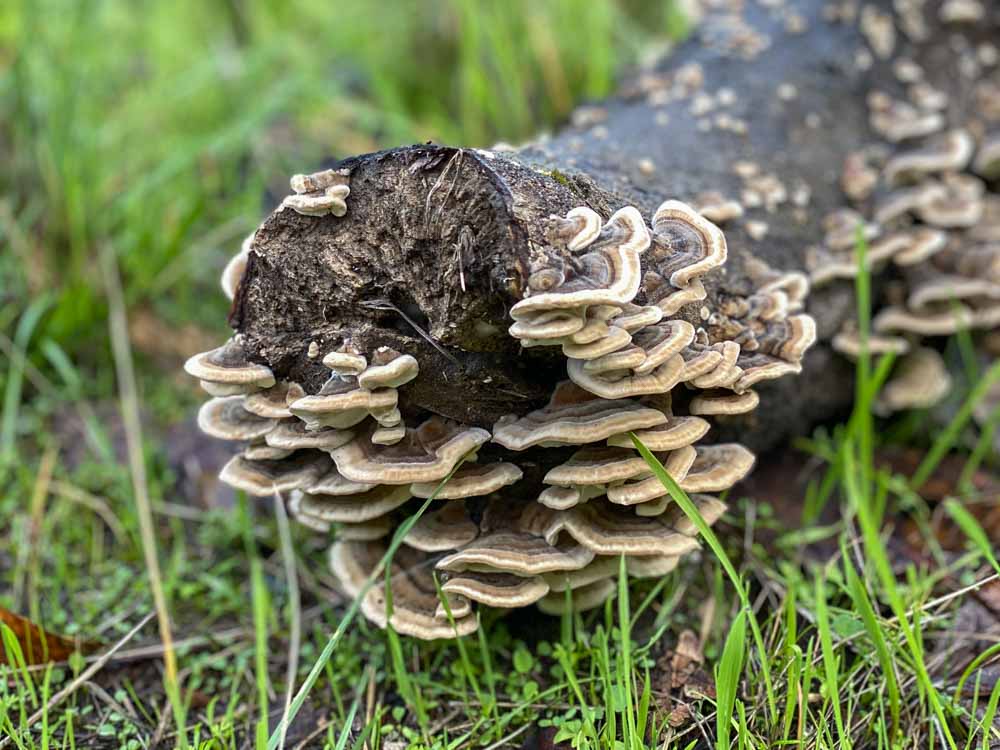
[188,0,1000,636]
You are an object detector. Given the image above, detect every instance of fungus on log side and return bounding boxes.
[188,0,1000,638]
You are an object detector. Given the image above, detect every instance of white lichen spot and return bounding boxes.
[746,220,770,240]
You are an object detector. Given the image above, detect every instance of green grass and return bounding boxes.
[3,1,1000,748]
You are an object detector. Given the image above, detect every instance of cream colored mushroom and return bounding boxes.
[331,418,489,484]
[197,397,276,442]
[492,382,667,450]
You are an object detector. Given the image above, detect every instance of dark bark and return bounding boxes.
[231,0,998,453]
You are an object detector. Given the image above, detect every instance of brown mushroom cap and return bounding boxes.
[243,443,294,461]
[607,416,711,452]
[265,421,355,451]
[544,446,650,487]
[679,443,755,493]
[322,350,368,376]
[357,349,419,389]
[197,397,277,442]
[219,452,330,496]
[689,389,760,416]
[605,445,698,506]
[289,379,399,430]
[436,532,595,576]
[306,466,376,496]
[562,325,633,360]
[832,326,910,359]
[404,504,480,552]
[292,485,412,524]
[336,517,393,541]
[441,572,550,609]
[567,355,684,400]
[184,337,275,388]
[410,461,523,499]
[551,499,715,556]
[631,320,696,376]
[876,347,953,413]
[510,206,650,316]
[492,382,668,450]
[243,382,305,419]
[330,542,478,639]
[650,200,728,288]
[883,129,975,184]
[331,418,489,484]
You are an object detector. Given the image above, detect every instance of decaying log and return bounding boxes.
[188,0,1000,637]
[231,0,998,452]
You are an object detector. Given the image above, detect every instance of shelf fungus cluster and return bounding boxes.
[185,168,816,639]
[823,112,1000,412]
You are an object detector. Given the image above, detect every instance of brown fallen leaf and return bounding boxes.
[0,608,100,666]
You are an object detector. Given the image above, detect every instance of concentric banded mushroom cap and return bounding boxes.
[410,462,523,499]
[265,421,355,451]
[330,542,478,639]
[678,443,755,493]
[544,446,651,487]
[567,355,684,400]
[650,200,728,288]
[289,378,399,429]
[441,572,550,609]
[292,485,412,523]
[357,348,419,389]
[243,382,305,419]
[184,337,275,388]
[607,416,711,451]
[331,418,489,484]
[219,452,331,496]
[605,446,698,505]
[492,382,668,450]
[335,517,393,541]
[511,206,650,316]
[689,389,760,416]
[322,349,367,376]
[561,325,633,360]
[197,397,276,442]
[404,504,480,552]
[631,320,696,375]
[832,326,910,359]
[509,310,586,341]
[436,532,596,576]
[554,499,712,556]
[612,304,664,333]
[243,443,294,461]
[883,129,975,184]
[876,347,953,413]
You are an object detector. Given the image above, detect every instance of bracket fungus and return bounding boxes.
[187,172,818,638]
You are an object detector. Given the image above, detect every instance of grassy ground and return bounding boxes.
[2,2,1000,748]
